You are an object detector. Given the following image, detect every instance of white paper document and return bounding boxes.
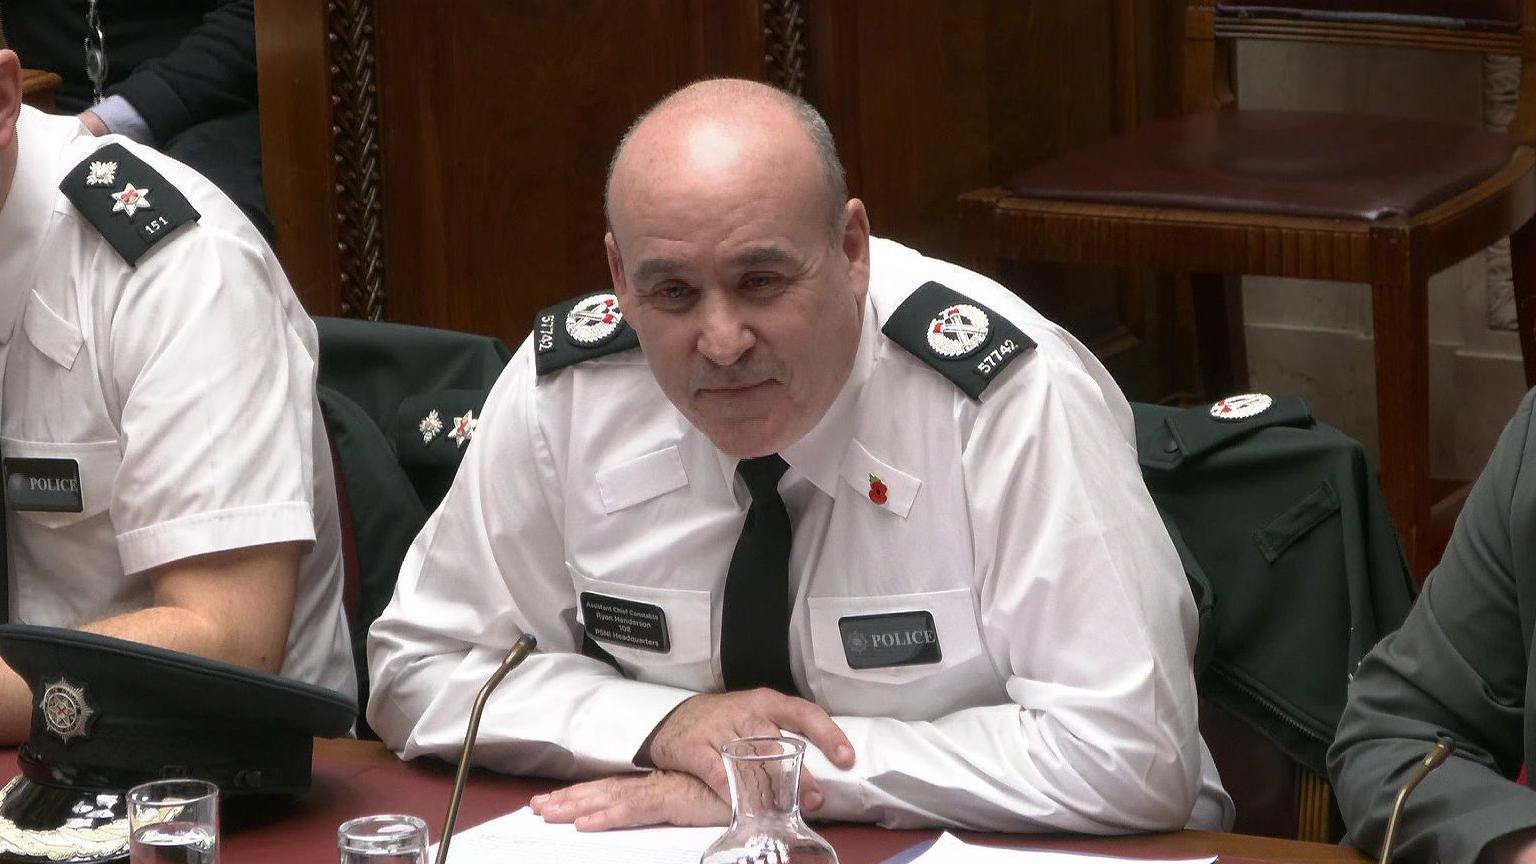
[907,833,1219,864]
[431,806,725,864]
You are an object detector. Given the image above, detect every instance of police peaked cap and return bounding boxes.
[0,624,356,863]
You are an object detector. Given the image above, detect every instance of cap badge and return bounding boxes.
[1209,393,1273,422]
[868,473,888,506]
[84,160,118,187]
[926,304,990,359]
[564,293,624,347]
[109,183,153,220]
[419,408,444,445]
[449,410,478,448]
[39,677,95,744]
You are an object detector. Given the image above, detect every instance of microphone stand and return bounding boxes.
[433,633,537,864]
[1377,737,1454,864]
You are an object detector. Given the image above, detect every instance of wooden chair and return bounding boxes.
[959,0,1536,577]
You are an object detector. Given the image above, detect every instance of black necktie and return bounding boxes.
[721,454,796,694]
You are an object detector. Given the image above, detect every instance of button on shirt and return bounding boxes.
[367,238,1233,832]
[0,106,355,699]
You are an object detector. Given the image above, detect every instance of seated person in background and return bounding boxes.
[0,26,355,742]
[1330,389,1536,864]
[5,0,272,239]
[367,77,1233,833]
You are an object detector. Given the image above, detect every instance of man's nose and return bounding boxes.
[695,297,756,367]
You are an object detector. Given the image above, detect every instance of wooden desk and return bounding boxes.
[213,738,1371,864]
[20,69,62,111]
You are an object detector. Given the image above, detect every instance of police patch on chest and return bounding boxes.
[838,610,941,670]
[579,592,671,653]
[3,458,84,513]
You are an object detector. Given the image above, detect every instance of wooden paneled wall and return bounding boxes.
[255,0,1191,399]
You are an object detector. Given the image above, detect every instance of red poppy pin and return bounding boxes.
[868,473,888,505]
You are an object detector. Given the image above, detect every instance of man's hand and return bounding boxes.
[529,771,730,831]
[642,689,855,812]
[77,110,108,136]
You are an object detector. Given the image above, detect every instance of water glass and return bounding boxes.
[338,813,429,864]
[127,779,219,864]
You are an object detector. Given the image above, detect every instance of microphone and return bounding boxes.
[433,633,537,864]
[1377,737,1454,864]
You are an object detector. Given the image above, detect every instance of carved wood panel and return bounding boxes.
[258,0,1191,404]
[327,0,386,321]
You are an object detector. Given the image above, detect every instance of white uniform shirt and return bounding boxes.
[367,238,1233,832]
[0,106,355,699]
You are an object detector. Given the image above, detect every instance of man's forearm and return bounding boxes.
[803,706,1202,833]
[0,601,282,744]
[0,542,301,745]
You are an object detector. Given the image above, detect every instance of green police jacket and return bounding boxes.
[313,316,512,736]
[1329,389,1536,864]
[1133,398,1417,777]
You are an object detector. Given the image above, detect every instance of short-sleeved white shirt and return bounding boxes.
[0,106,355,700]
[367,237,1232,832]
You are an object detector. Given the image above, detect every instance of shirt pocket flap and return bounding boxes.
[595,446,689,514]
[22,291,83,372]
[2,438,119,529]
[839,440,921,518]
[807,588,981,685]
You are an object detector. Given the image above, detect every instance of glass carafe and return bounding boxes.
[700,736,839,864]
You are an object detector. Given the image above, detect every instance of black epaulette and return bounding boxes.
[1138,394,1314,470]
[534,292,640,376]
[881,281,1036,400]
[59,143,200,266]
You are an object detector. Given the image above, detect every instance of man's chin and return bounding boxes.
[696,416,790,458]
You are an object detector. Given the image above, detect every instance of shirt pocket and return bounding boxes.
[1,438,119,531]
[568,565,718,691]
[806,588,996,719]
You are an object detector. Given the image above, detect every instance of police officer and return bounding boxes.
[366,78,1232,832]
[0,29,354,742]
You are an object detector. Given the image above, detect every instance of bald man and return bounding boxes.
[367,79,1233,834]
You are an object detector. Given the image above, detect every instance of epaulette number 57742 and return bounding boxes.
[975,338,1020,378]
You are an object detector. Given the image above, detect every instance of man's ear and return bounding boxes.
[605,232,629,302]
[840,198,872,305]
[0,50,22,154]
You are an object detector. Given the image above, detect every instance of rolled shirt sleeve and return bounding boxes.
[107,226,318,573]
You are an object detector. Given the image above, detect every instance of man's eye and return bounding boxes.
[743,274,779,291]
[656,284,690,300]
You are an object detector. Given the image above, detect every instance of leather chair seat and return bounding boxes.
[1216,1,1520,32]
[1010,110,1518,221]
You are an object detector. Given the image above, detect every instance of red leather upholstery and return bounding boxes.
[1217,1,1521,30]
[1009,110,1517,221]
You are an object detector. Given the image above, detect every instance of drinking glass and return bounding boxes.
[700,736,838,864]
[127,779,219,864]
[338,813,429,864]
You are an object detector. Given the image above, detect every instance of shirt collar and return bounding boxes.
[0,107,79,344]
[711,294,878,496]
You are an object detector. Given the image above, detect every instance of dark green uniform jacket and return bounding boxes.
[1134,399,1416,776]
[313,316,512,736]
[1329,388,1536,864]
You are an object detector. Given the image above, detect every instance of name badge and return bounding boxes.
[838,610,941,670]
[580,592,670,653]
[4,458,84,513]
